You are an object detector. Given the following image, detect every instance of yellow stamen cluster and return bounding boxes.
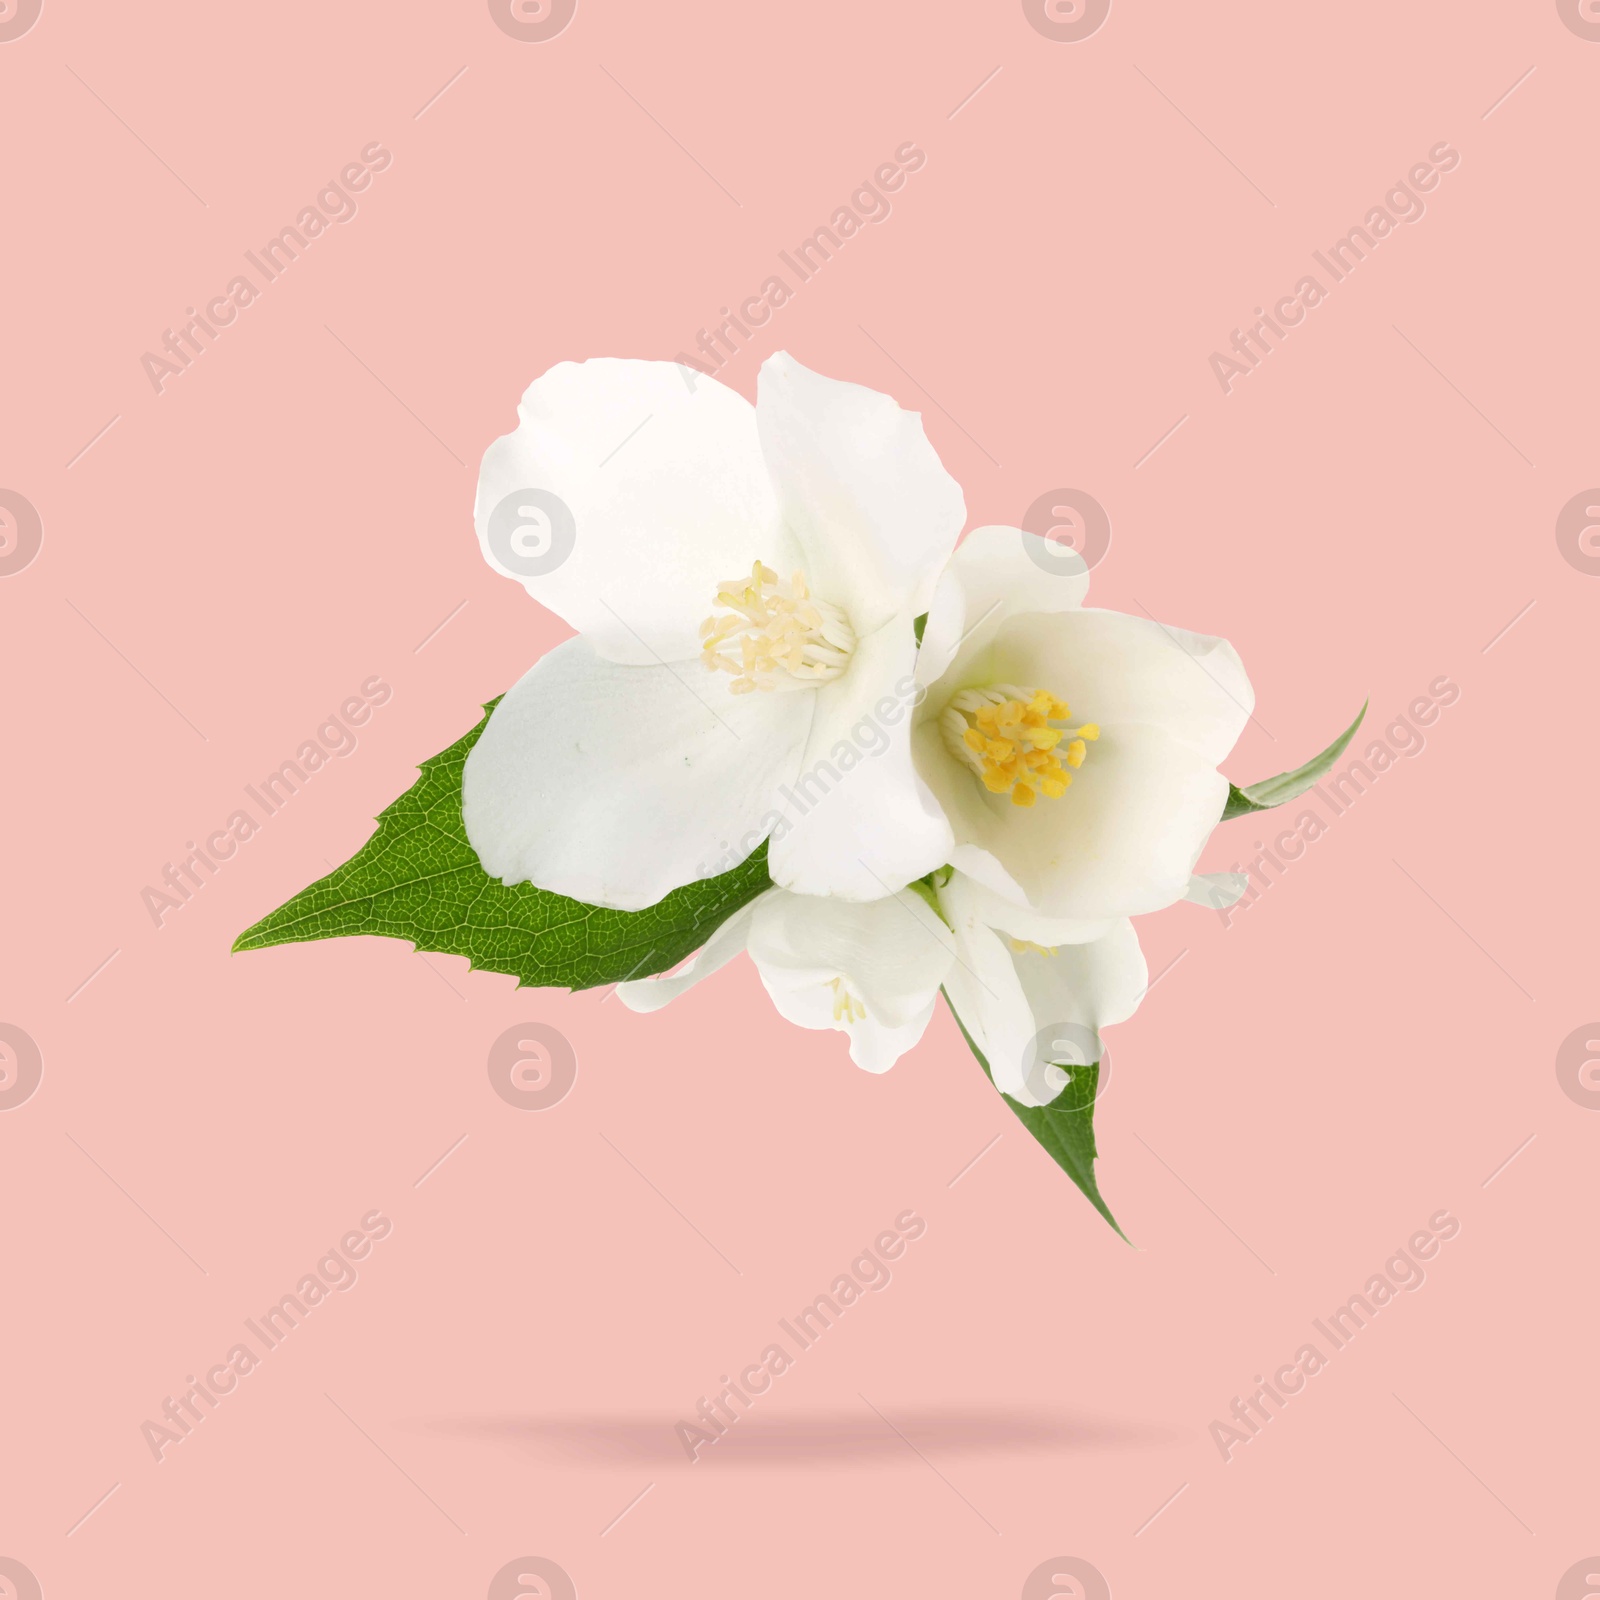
[829,977,866,1023]
[940,684,1100,807]
[1008,938,1059,957]
[699,562,855,694]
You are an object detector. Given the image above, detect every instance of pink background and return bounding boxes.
[2,1,1596,1595]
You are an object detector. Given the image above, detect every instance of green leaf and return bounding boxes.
[943,990,1127,1241]
[233,700,772,991]
[1221,701,1368,822]
[912,610,928,646]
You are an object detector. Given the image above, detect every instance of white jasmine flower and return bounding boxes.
[935,869,1147,1107]
[617,886,956,1074]
[913,526,1255,921]
[461,353,965,911]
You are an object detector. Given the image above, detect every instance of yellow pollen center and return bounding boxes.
[829,977,866,1023]
[699,562,855,694]
[940,684,1100,807]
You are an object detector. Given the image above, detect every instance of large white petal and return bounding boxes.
[475,359,794,665]
[463,638,810,912]
[755,353,965,636]
[916,716,1229,920]
[918,525,1090,684]
[615,896,769,1013]
[983,607,1253,765]
[766,619,953,901]
[747,889,954,1071]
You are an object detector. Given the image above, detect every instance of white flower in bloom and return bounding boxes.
[462,353,965,911]
[935,869,1147,1107]
[912,526,1255,922]
[617,887,956,1074]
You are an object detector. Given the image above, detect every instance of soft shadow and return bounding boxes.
[424,1406,1170,1469]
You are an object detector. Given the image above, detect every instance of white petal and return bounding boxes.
[943,884,1145,1109]
[941,958,996,1067]
[982,607,1253,765]
[615,896,767,1013]
[756,352,965,636]
[747,889,954,1071]
[766,619,953,901]
[942,918,1036,1101]
[917,716,1229,920]
[915,605,1252,919]
[915,562,967,686]
[939,869,1113,948]
[1006,919,1146,1107]
[475,359,793,664]
[843,1000,940,1074]
[919,524,1090,683]
[1185,871,1249,909]
[463,637,810,912]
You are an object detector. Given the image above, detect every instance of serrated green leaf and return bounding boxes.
[943,989,1126,1240]
[233,700,772,991]
[1221,701,1368,822]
